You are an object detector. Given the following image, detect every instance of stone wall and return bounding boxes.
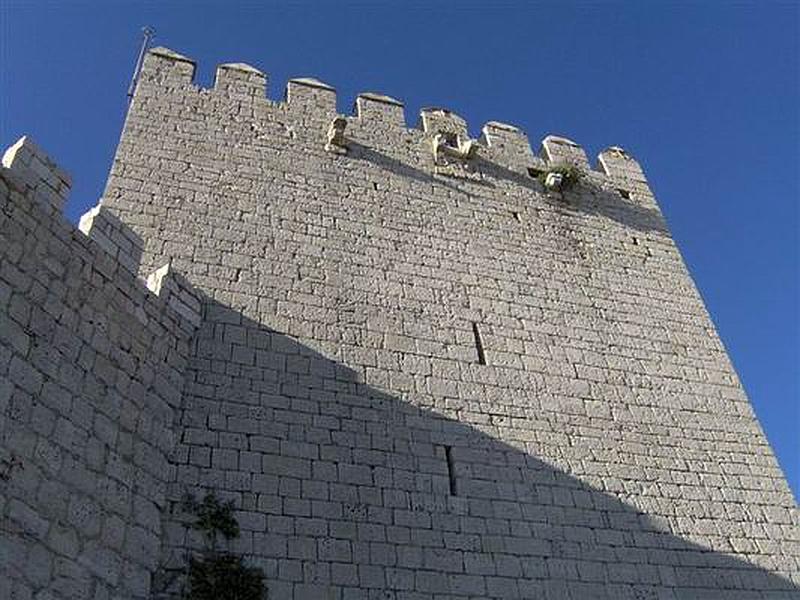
[99,47,798,598]
[0,137,200,599]
[2,44,798,599]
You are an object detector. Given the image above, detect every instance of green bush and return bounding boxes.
[188,553,264,600]
[182,492,265,600]
[538,163,584,191]
[183,493,240,546]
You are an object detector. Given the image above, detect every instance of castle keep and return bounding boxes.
[2,47,798,599]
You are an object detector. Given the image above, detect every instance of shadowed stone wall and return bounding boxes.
[1,137,200,599]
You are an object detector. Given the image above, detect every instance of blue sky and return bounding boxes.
[2,1,797,499]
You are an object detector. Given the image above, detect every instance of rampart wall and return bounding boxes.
[1,137,200,599]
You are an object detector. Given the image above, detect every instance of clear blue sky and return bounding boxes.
[2,1,798,499]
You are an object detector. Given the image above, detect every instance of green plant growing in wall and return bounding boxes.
[537,163,585,192]
[184,493,241,547]
[182,492,265,600]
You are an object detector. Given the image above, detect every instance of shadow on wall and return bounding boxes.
[349,143,668,235]
[347,142,467,196]
[157,294,798,599]
[473,157,669,236]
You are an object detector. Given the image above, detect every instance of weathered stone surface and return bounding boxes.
[1,135,199,598]
[1,45,798,599]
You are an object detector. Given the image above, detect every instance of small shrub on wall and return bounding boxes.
[182,493,265,600]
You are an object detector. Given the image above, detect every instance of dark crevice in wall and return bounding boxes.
[472,322,487,366]
[444,445,458,496]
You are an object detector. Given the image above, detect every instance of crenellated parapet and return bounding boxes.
[355,92,405,128]
[480,121,538,168]
[1,136,72,214]
[597,145,650,193]
[77,202,203,330]
[145,263,203,330]
[419,107,469,139]
[78,202,144,275]
[133,46,652,196]
[286,77,337,119]
[1,135,203,332]
[138,46,196,93]
[0,136,204,600]
[214,62,267,102]
[541,135,590,169]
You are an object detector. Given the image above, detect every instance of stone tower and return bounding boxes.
[1,46,797,599]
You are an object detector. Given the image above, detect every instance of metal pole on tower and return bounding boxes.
[127,26,156,101]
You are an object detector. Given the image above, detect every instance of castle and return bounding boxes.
[2,46,798,599]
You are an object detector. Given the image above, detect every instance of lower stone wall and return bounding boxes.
[156,297,800,600]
